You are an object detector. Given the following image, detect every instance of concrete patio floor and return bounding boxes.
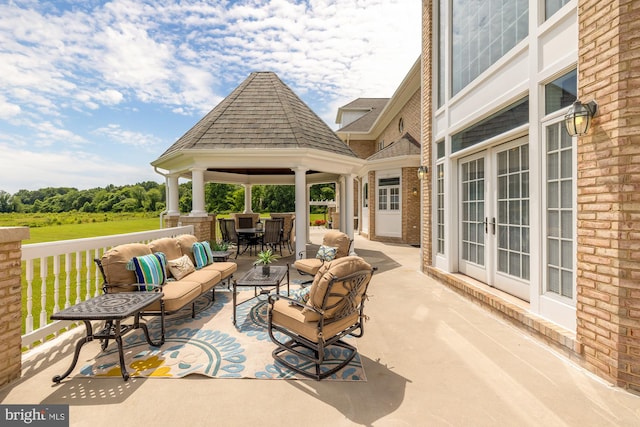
[1,229,639,426]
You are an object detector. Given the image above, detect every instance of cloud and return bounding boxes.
[0,143,161,194]
[0,0,421,191]
[92,124,163,149]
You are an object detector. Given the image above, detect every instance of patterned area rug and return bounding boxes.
[78,288,366,381]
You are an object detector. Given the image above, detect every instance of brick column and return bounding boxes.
[576,0,640,393]
[178,215,213,242]
[420,0,433,266]
[0,227,29,387]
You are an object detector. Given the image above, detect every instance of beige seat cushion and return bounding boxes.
[203,262,237,281]
[270,300,359,343]
[145,280,202,313]
[293,258,323,276]
[101,243,152,288]
[179,268,221,293]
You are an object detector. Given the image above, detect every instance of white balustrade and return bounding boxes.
[20,225,194,350]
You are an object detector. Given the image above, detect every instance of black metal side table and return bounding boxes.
[50,292,164,382]
[232,265,289,326]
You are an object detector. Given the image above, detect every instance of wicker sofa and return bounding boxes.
[96,234,237,318]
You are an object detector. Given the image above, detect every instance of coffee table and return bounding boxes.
[50,292,165,382]
[232,265,289,325]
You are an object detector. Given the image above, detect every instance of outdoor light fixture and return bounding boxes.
[417,165,428,180]
[564,99,597,136]
[412,187,418,196]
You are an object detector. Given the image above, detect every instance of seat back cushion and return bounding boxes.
[322,230,351,259]
[303,256,372,319]
[101,243,152,288]
[148,237,182,261]
[175,234,199,264]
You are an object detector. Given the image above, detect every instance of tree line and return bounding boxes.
[0,181,335,214]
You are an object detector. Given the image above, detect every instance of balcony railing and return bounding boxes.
[20,226,194,351]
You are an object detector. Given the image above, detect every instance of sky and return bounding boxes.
[0,0,421,194]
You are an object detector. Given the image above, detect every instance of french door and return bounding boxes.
[458,138,530,301]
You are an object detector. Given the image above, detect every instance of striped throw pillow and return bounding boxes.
[192,242,213,269]
[127,252,167,291]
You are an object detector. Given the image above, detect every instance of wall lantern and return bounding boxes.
[564,99,598,136]
[417,165,428,180]
[412,187,418,196]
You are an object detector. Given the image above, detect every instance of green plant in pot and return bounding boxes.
[254,249,280,276]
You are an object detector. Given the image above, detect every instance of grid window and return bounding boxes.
[437,163,445,254]
[452,0,528,95]
[496,145,530,280]
[546,123,574,298]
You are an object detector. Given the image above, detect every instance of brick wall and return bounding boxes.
[0,227,29,387]
[421,0,433,266]
[403,167,421,245]
[349,139,377,159]
[377,89,422,148]
[576,0,640,393]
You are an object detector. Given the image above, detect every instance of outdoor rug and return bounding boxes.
[78,287,366,381]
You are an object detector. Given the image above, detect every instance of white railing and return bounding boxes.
[20,226,194,350]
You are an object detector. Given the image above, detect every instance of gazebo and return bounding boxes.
[151,71,364,258]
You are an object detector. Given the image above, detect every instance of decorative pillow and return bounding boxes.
[192,241,214,269]
[316,245,338,262]
[127,252,167,291]
[167,255,196,281]
[290,286,311,306]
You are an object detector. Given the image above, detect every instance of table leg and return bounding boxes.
[114,319,130,381]
[52,320,93,383]
[232,279,237,325]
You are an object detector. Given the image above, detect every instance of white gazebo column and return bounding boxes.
[338,176,346,233]
[306,184,312,244]
[243,184,253,213]
[167,173,180,216]
[190,167,207,216]
[293,167,308,258]
[344,174,355,247]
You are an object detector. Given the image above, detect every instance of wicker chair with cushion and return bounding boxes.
[267,256,375,380]
[294,230,352,282]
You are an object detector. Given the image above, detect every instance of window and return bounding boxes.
[437,163,445,254]
[398,118,404,134]
[545,69,577,115]
[378,140,384,151]
[452,97,529,153]
[545,123,574,298]
[437,0,446,108]
[545,0,571,20]
[363,182,368,208]
[452,0,529,95]
[378,177,400,211]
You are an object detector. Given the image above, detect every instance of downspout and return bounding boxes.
[154,166,170,229]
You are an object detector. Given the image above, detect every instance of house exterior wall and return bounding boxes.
[420,0,640,393]
[376,89,421,149]
[575,0,640,393]
[349,139,377,159]
[403,167,421,245]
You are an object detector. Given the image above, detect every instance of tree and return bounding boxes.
[0,190,13,213]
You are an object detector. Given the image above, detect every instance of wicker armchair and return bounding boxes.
[268,256,375,380]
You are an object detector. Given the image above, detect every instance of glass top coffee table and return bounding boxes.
[232,265,289,326]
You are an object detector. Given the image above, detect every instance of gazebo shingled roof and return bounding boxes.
[158,71,357,160]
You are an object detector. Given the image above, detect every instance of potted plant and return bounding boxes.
[254,249,280,276]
